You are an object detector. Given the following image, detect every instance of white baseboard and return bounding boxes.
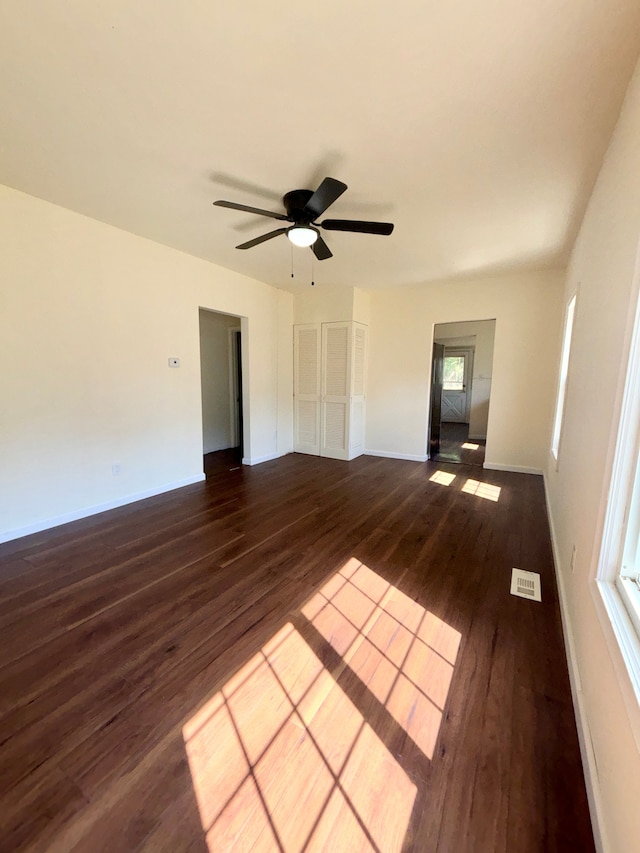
[543,474,607,853]
[467,433,487,441]
[242,451,286,466]
[483,462,543,475]
[0,474,206,545]
[364,450,429,463]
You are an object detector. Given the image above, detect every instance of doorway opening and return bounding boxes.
[428,320,496,466]
[199,308,244,477]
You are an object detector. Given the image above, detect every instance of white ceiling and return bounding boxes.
[1,1,639,292]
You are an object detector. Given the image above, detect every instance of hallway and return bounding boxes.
[432,422,486,466]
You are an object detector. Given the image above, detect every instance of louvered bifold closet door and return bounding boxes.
[294,324,321,455]
[349,323,367,458]
[321,322,351,460]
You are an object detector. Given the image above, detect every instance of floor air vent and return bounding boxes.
[510,568,542,602]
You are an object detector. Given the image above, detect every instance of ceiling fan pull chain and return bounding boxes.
[311,252,315,287]
[291,242,294,278]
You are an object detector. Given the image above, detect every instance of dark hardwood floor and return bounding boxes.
[0,454,594,852]
[203,447,242,478]
[433,422,486,466]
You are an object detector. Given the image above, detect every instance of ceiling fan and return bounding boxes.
[214,177,394,260]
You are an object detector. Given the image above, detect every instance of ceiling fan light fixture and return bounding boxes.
[287,225,318,247]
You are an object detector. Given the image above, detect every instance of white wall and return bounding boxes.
[352,287,371,326]
[0,184,293,541]
[199,309,239,454]
[366,271,563,470]
[545,58,640,853]
[435,319,496,439]
[293,284,370,326]
[294,283,355,325]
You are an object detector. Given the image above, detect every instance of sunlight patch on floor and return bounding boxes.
[461,478,501,502]
[183,559,461,851]
[429,470,457,486]
[184,623,416,851]
[461,442,480,450]
[303,559,461,760]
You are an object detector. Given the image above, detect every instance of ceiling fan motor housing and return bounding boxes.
[283,189,315,223]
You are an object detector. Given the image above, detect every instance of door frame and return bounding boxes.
[428,342,445,456]
[427,319,497,461]
[228,326,242,449]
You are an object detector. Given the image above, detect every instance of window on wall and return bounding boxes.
[597,285,640,705]
[442,355,465,390]
[551,294,577,460]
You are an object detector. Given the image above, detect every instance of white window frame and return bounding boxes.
[442,352,467,391]
[551,292,577,463]
[596,262,640,717]
[617,442,640,636]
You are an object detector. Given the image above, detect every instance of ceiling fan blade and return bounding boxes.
[214,200,288,221]
[236,228,288,250]
[311,234,333,260]
[320,219,394,235]
[303,178,348,220]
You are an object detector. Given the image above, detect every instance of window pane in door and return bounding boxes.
[443,356,465,390]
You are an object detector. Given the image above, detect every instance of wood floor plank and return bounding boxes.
[0,766,88,852]
[0,675,136,798]
[0,453,595,852]
[0,520,241,634]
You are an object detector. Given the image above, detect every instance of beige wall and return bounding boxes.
[545,58,640,853]
[0,185,293,541]
[294,283,354,325]
[293,284,370,325]
[365,271,564,470]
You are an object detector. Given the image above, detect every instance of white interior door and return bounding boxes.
[294,321,367,461]
[321,322,351,460]
[349,323,367,457]
[441,348,473,423]
[294,324,321,455]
